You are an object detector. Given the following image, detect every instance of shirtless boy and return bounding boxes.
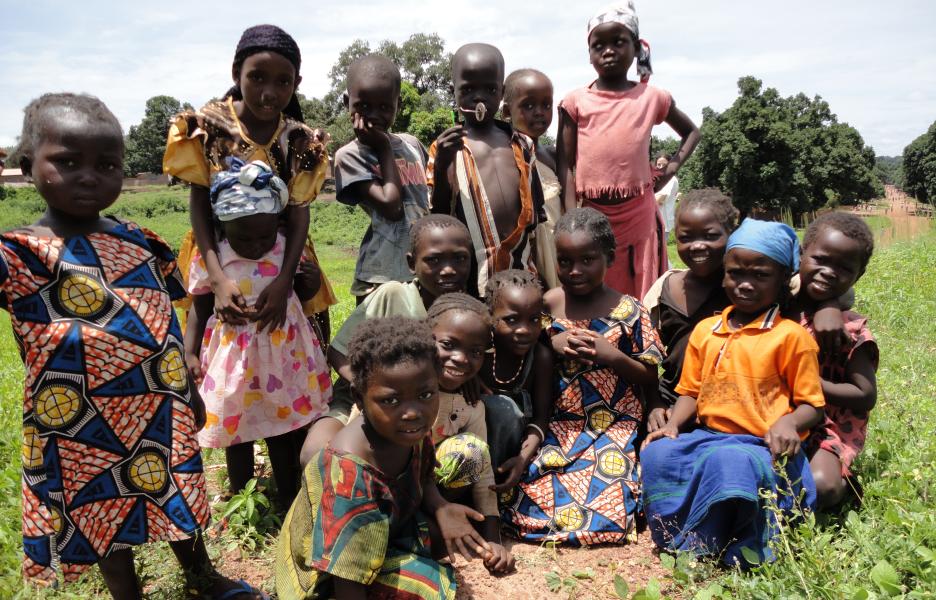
[428,43,543,297]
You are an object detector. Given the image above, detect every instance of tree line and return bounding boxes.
[5,33,935,217]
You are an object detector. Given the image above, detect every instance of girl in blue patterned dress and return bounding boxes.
[3,93,263,599]
[501,207,663,545]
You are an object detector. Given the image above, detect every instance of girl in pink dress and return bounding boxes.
[184,159,332,508]
[557,1,700,298]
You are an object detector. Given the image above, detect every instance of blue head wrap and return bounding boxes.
[210,157,288,222]
[726,218,800,271]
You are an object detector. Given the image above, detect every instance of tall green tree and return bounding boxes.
[903,121,936,204]
[689,77,879,218]
[125,95,191,175]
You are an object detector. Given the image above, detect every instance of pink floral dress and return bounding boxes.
[188,234,331,447]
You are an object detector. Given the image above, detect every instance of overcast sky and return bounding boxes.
[2,0,933,156]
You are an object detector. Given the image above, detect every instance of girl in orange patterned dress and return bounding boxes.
[5,93,263,599]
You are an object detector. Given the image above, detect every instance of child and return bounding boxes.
[795,213,878,508]
[558,1,700,299]
[478,270,554,490]
[6,93,260,598]
[276,317,491,600]
[642,189,738,425]
[428,43,545,297]
[299,215,472,462]
[653,152,679,238]
[426,293,514,573]
[163,24,336,335]
[502,208,663,545]
[641,219,825,567]
[335,54,431,303]
[502,69,561,289]
[183,159,332,509]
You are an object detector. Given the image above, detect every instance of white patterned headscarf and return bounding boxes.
[210,158,288,222]
[587,1,653,82]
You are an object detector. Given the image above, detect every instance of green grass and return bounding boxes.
[2,185,935,597]
[661,231,936,598]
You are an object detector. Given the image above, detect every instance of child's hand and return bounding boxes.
[185,351,204,385]
[254,276,291,332]
[433,125,465,168]
[352,112,392,150]
[461,377,484,406]
[482,542,515,574]
[434,502,492,563]
[585,331,619,366]
[812,305,846,359]
[491,454,528,493]
[294,261,322,302]
[211,276,248,325]
[765,415,802,459]
[646,406,671,433]
[641,422,678,451]
[190,389,207,431]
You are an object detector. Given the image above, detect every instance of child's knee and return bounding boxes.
[811,465,846,505]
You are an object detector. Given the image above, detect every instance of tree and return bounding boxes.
[903,121,936,204]
[688,77,879,218]
[125,95,191,175]
[873,156,903,187]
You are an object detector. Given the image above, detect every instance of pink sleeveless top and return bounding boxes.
[561,82,672,199]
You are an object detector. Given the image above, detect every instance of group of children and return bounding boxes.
[3,2,881,598]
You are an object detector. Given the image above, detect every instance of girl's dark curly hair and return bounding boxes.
[347,317,440,391]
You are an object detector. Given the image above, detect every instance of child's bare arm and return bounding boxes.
[341,116,404,221]
[327,346,353,382]
[659,102,700,187]
[183,294,213,385]
[556,108,577,213]
[429,125,464,215]
[820,343,877,412]
[190,185,247,323]
[642,394,697,449]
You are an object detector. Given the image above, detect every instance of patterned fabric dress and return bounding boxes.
[501,296,663,545]
[0,222,209,583]
[275,438,455,600]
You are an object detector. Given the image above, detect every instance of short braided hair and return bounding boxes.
[483,269,542,310]
[347,317,439,391]
[675,188,740,234]
[427,292,492,329]
[803,212,874,270]
[555,207,615,260]
[409,214,470,254]
[17,93,123,166]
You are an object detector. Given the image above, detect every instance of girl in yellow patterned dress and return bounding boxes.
[162,24,336,338]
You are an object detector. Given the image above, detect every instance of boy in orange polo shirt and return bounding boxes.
[641,219,824,567]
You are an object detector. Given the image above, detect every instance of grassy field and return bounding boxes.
[1,186,934,598]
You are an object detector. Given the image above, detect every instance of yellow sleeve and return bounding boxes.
[287,156,328,206]
[162,116,210,187]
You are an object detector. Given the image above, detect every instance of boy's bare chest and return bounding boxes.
[465,137,522,238]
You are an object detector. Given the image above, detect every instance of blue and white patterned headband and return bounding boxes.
[210,158,288,222]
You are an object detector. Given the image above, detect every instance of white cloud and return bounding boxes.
[1,0,934,155]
